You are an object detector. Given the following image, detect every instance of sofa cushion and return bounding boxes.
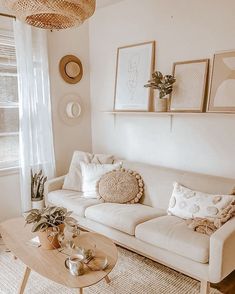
[47,190,103,217]
[122,161,235,211]
[63,150,115,192]
[85,203,165,235]
[135,215,210,264]
[80,161,122,198]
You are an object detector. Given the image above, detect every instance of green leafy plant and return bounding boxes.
[144,71,176,98]
[25,206,78,233]
[31,170,47,201]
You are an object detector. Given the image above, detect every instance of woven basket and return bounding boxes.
[3,0,96,29]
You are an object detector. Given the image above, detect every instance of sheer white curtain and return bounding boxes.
[14,20,55,212]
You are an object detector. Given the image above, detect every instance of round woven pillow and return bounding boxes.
[98,168,144,204]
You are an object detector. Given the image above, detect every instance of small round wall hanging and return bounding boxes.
[59,94,83,126]
[66,101,81,118]
[59,55,83,84]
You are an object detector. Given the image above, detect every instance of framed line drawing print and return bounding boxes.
[169,59,209,112]
[208,50,235,112]
[113,41,155,111]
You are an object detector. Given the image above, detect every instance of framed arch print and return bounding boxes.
[208,50,235,113]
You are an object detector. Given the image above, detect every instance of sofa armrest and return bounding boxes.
[209,217,235,283]
[44,175,66,203]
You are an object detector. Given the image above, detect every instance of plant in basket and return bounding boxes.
[24,206,79,250]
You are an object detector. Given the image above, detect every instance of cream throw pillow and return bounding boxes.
[63,151,115,191]
[80,162,122,198]
[168,182,235,220]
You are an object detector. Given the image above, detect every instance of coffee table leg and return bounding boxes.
[78,288,83,294]
[104,275,111,284]
[19,266,31,294]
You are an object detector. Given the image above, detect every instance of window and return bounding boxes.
[0,16,19,169]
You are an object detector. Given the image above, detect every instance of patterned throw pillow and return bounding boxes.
[168,182,235,220]
[98,168,144,204]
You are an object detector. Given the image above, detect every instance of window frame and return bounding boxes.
[0,25,19,171]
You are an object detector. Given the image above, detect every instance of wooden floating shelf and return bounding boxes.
[103,111,235,116]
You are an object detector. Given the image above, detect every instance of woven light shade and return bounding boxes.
[2,0,96,30]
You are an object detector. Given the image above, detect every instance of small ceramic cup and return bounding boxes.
[65,254,84,276]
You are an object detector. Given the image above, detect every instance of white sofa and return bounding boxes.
[45,160,235,294]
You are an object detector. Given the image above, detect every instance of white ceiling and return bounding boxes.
[96,0,125,9]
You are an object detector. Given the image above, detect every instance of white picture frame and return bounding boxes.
[114,41,155,111]
[169,59,209,112]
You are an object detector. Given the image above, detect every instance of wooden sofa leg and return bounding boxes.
[200,280,210,294]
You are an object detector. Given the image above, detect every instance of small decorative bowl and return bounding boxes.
[87,256,109,271]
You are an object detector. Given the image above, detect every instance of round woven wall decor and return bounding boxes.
[98,168,144,204]
[3,0,96,30]
[59,55,83,84]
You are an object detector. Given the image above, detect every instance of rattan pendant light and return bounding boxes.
[1,0,96,30]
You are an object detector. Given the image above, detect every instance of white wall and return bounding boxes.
[47,23,92,176]
[89,0,235,178]
[96,0,125,8]
[0,172,21,222]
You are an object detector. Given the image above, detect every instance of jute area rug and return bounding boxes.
[0,242,220,294]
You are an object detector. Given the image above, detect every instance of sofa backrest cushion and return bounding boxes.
[80,161,122,198]
[63,151,115,191]
[123,160,235,210]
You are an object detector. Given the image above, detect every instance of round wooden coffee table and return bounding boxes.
[0,218,118,293]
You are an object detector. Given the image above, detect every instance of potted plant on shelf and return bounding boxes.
[31,170,47,210]
[144,71,176,112]
[25,206,79,250]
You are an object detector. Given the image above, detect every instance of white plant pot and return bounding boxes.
[154,97,168,112]
[32,200,44,210]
